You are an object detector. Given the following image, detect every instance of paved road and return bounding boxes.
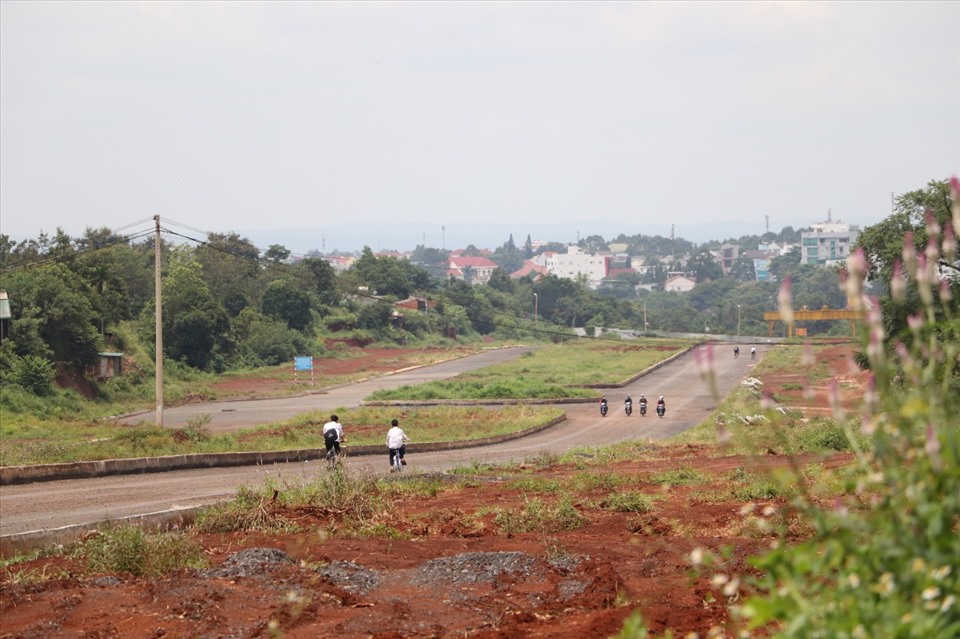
[0,343,766,539]
[120,347,535,431]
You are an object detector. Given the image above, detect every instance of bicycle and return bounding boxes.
[325,444,345,470]
[390,447,404,473]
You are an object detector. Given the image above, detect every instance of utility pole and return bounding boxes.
[737,304,742,342]
[534,292,538,327]
[154,215,164,428]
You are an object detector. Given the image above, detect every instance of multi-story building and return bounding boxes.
[800,222,860,266]
[533,245,610,289]
[716,243,740,275]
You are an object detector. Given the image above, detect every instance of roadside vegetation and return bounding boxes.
[1,178,956,638]
[0,404,564,466]
[367,338,692,401]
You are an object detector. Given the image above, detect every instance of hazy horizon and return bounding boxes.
[2,2,957,245]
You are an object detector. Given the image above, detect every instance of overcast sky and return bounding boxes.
[2,1,958,253]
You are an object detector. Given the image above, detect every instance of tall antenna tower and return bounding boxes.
[671,224,675,261]
[765,215,770,234]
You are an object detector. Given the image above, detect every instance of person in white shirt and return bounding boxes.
[322,415,345,460]
[385,419,411,469]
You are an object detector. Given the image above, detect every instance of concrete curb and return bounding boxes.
[0,415,566,557]
[0,416,566,486]
[0,507,205,559]
[1,345,694,486]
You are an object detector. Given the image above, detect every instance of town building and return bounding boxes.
[801,221,860,267]
[532,245,610,289]
[446,255,499,285]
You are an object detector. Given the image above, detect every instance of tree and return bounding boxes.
[688,249,723,283]
[3,263,101,373]
[300,257,339,307]
[262,279,312,331]
[196,232,261,309]
[730,256,756,282]
[161,250,229,369]
[264,244,291,263]
[487,268,516,294]
[855,178,960,361]
[491,235,524,274]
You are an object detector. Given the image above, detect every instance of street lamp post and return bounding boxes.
[737,304,742,342]
[534,293,538,327]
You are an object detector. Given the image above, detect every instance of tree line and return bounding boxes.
[1,178,954,396]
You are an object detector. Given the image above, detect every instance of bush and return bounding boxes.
[79,524,206,577]
[735,189,960,636]
[12,354,55,396]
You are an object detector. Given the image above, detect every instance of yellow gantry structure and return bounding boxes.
[762,306,864,337]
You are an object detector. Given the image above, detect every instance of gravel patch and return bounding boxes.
[203,547,294,579]
[412,551,542,586]
[315,559,380,595]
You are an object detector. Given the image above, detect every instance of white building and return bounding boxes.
[664,274,697,293]
[533,245,610,289]
[800,221,860,267]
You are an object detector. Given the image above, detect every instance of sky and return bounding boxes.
[1,1,958,254]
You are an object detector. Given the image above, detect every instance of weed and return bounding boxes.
[602,492,654,513]
[77,524,206,577]
[646,465,708,486]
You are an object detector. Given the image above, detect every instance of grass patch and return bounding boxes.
[493,495,589,534]
[645,465,708,486]
[601,492,655,513]
[367,339,692,401]
[0,404,564,466]
[76,524,207,577]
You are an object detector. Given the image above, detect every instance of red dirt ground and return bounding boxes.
[1,344,866,639]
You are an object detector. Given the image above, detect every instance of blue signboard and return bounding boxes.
[294,356,313,371]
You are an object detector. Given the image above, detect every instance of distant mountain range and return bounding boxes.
[239,217,875,256]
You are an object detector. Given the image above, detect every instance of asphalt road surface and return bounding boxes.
[0,343,765,539]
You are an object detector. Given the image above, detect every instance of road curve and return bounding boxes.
[0,343,766,538]
[119,347,535,432]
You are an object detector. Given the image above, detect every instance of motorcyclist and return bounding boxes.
[638,395,648,416]
[656,395,666,417]
[599,395,608,416]
[734,346,740,359]
[624,395,633,415]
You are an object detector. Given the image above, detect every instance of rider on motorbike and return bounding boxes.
[624,395,633,415]
[656,395,666,417]
[638,395,647,416]
[599,395,608,416]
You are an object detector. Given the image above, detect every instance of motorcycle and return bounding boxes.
[639,402,647,416]
[656,403,665,418]
[625,401,632,416]
[600,401,608,417]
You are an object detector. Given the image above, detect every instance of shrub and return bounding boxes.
[13,354,55,396]
[79,524,206,577]
[735,187,960,637]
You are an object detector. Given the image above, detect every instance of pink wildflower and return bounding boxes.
[891,260,906,304]
[902,232,917,278]
[778,276,794,326]
[943,223,956,263]
[926,425,942,471]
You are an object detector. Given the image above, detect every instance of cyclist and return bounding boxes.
[385,418,411,471]
[734,346,740,359]
[322,414,345,463]
[750,347,757,360]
